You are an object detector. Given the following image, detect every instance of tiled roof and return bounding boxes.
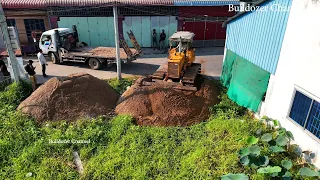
[1,0,46,8]
[47,0,174,6]
[174,0,239,6]
[1,0,239,8]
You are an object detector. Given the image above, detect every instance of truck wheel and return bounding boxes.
[50,52,59,64]
[88,58,102,70]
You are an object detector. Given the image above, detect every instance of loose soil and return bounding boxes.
[18,73,119,122]
[89,47,137,59]
[115,77,220,127]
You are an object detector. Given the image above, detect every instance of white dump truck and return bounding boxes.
[39,26,140,70]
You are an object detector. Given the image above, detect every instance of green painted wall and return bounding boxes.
[58,16,178,48]
[58,17,115,47]
[123,16,178,48]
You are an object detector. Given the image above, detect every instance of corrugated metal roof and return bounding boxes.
[174,0,239,6]
[1,0,46,8]
[46,0,174,7]
[226,0,292,74]
[223,0,269,27]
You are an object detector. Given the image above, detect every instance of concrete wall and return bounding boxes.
[260,0,320,168]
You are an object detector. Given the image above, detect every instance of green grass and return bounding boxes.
[106,77,137,94]
[0,79,307,179]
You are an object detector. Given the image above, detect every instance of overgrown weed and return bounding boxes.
[0,78,314,179]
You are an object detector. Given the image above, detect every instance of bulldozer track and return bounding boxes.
[150,63,201,91]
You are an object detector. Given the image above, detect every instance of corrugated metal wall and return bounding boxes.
[123,16,177,48]
[226,0,292,74]
[58,17,115,47]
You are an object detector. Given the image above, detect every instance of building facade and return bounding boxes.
[223,0,320,168]
[47,0,238,48]
[260,0,320,168]
[1,0,238,48]
[2,0,50,46]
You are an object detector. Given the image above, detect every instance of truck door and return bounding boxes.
[39,35,56,55]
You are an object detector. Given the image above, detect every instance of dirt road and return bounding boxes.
[23,47,224,84]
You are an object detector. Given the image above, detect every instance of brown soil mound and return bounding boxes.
[18,73,119,122]
[115,78,219,127]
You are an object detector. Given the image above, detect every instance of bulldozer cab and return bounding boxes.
[169,31,195,52]
[169,31,196,66]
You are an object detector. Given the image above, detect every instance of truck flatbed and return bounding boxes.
[41,27,142,69]
[67,46,137,60]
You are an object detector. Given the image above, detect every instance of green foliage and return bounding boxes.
[257,166,282,174]
[248,145,261,156]
[210,91,247,119]
[261,133,272,142]
[247,136,259,145]
[236,116,319,179]
[298,167,320,177]
[0,80,32,108]
[106,77,136,94]
[269,146,286,153]
[1,80,318,179]
[0,82,264,179]
[240,156,250,166]
[276,135,289,146]
[221,173,249,180]
[239,147,250,158]
[283,171,292,180]
[281,160,293,170]
[273,119,280,127]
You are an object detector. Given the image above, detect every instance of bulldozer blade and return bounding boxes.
[149,62,201,91]
[140,79,197,91]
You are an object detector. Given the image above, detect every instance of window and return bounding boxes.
[289,90,320,139]
[24,19,46,43]
[40,35,52,45]
[6,19,16,27]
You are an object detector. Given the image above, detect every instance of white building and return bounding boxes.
[261,0,320,168]
[223,0,320,168]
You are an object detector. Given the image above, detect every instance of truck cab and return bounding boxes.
[39,28,73,55]
[38,26,140,70]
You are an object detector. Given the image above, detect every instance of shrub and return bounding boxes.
[210,89,247,119]
[226,117,320,180]
[0,80,32,108]
[107,77,136,94]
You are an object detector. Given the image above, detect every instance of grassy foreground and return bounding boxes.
[0,80,276,179]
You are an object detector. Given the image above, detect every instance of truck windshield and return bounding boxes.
[60,33,73,42]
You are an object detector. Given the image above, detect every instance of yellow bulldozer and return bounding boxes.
[147,31,201,91]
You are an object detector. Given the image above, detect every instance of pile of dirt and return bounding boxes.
[89,47,137,59]
[115,77,220,127]
[18,73,119,122]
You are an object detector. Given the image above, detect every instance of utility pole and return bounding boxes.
[113,4,122,80]
[0,2,20,81]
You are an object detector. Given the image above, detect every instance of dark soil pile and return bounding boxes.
[18,73,119,122]
[115,77,219,127]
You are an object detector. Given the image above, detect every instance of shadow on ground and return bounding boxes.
[59,61,161,77]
